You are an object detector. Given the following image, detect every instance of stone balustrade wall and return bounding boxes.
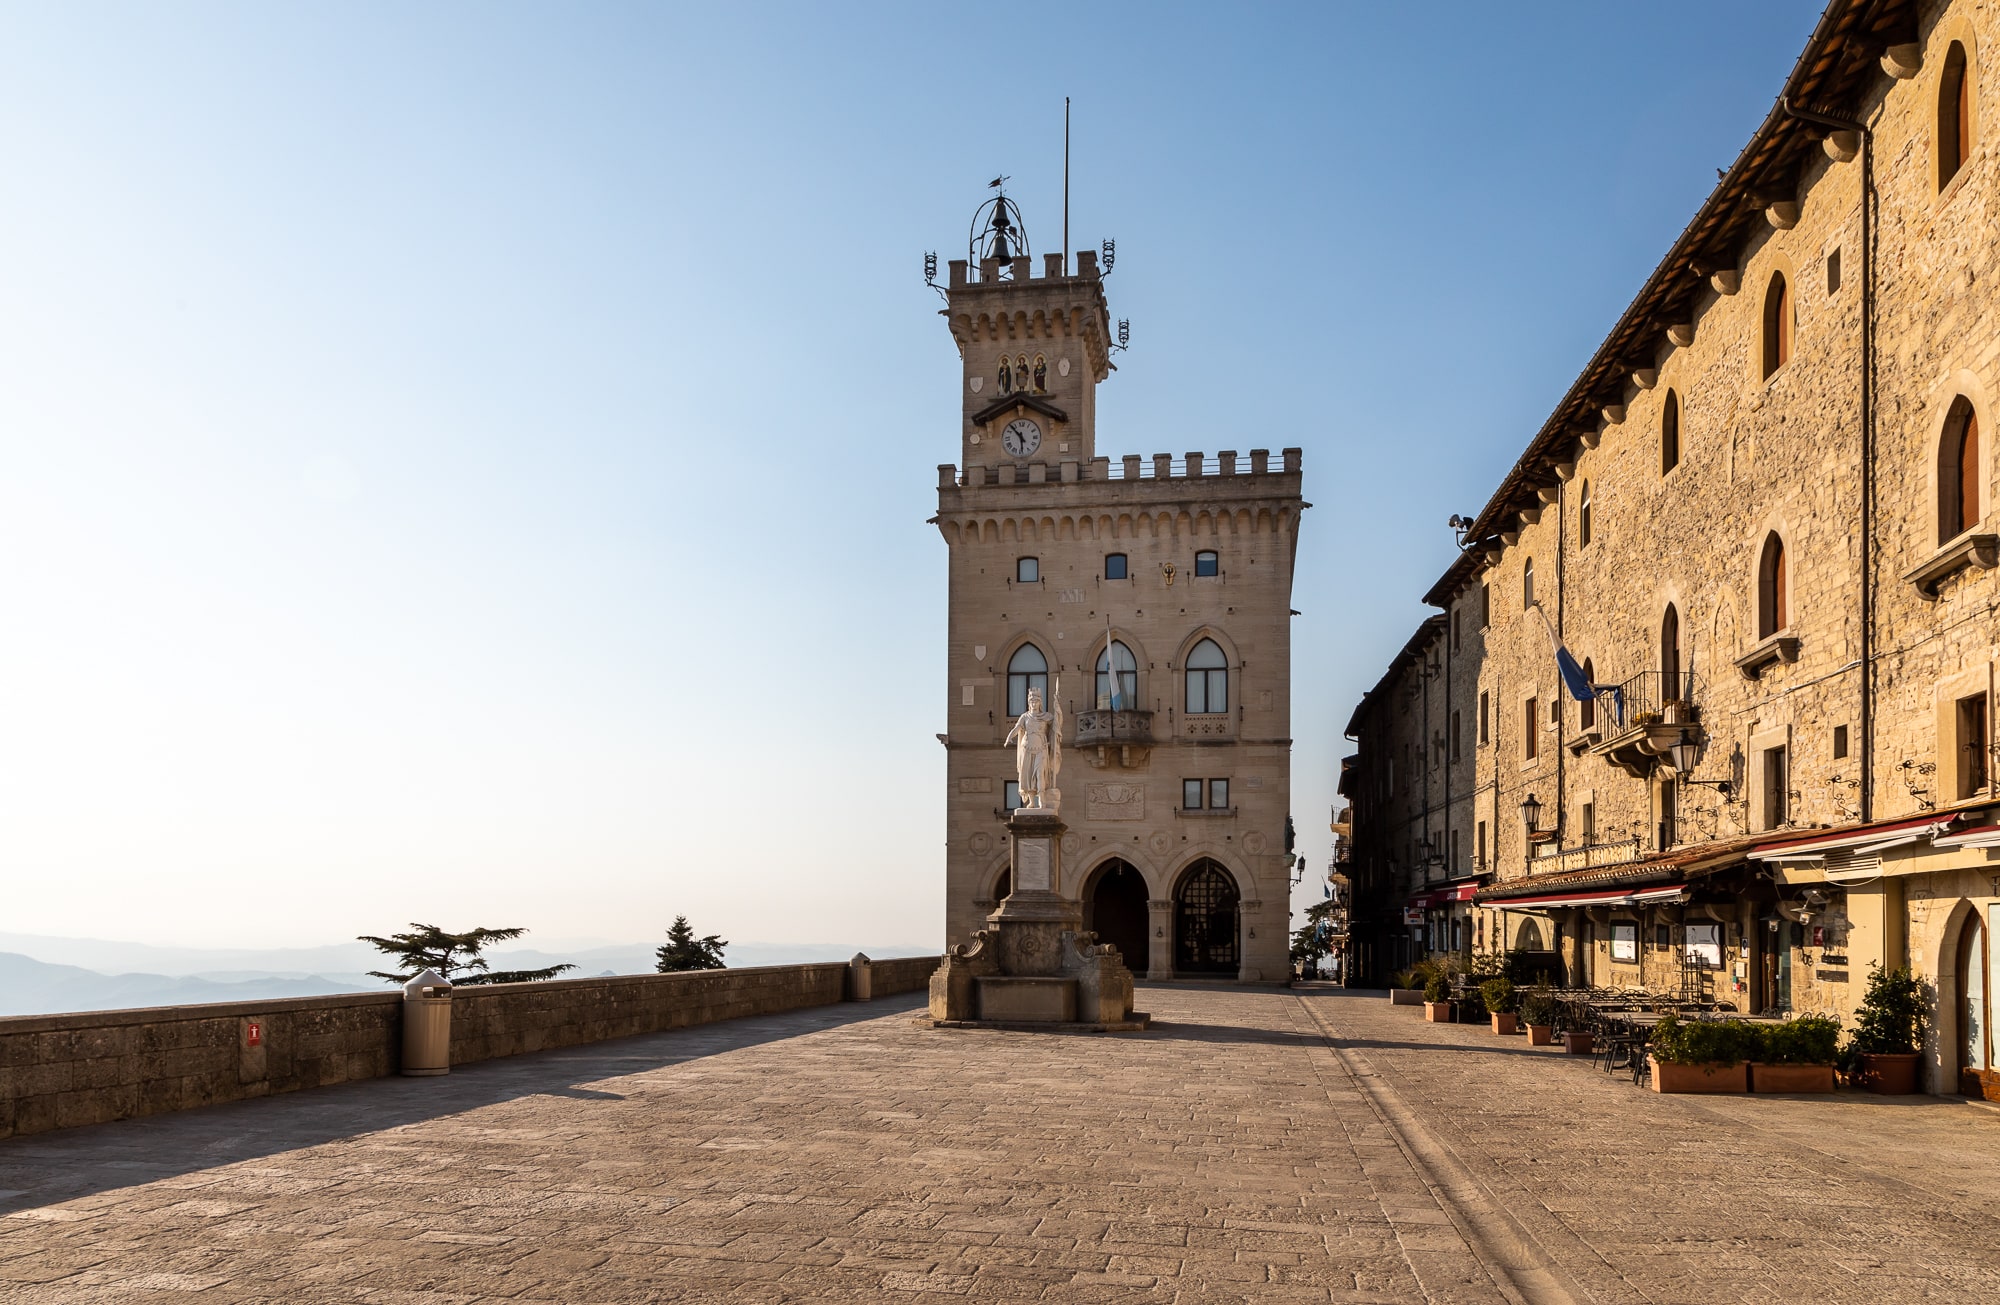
[0,956,940,1142]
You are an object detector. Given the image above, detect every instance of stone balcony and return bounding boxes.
[1075,709,1153,768]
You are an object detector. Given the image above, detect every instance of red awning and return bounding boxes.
[1750,812,1961,860]
[1487,884,1688,910]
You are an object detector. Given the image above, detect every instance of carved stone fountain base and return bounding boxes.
[927,809,1148,1032]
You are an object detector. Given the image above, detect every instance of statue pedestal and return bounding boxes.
[929,809,1148,1032]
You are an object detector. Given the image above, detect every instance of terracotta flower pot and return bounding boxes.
[1860,1052,1922,1094]
[1751,1063,1835,1093]
[1562,1031,1594,1055]
[1527,1024,1554,1046]
[1490,1012,1517,1035]
[1424,1001,1453,1022]
[1389,988,1425,1006]
[1652,1061,1749,1094]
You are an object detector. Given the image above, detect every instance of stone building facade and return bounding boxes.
[932,229,1304,982]
[1343,0,2000,1096]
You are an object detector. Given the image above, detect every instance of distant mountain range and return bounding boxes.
[0,933,937,1018]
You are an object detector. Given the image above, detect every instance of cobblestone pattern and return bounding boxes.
[3,986,1996,1303]
[1303,987,2000,1303]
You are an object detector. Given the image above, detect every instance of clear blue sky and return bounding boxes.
[0,2,1823,951]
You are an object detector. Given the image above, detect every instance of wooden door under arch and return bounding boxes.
[1084,859,1149,974]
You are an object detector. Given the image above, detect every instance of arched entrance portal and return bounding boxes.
[1084,860,1149,973]
[1174,860,1239,974]
[1956,909,1992,1096]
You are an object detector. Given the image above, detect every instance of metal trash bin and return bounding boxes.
[401,968,453,1077]
[847,952,873,1002]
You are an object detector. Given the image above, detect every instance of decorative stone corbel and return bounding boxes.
[1601,404,1626,425]
[1823,131,1860,163]
[1666,323,1696,348]
[1711,270,1741,296]
[1631,368,1658,390]
[1537,485,1560,505]
[1519,506,1542,527]
[1500,530,1521,547]
[1765,202,1800,231]
[1554,460,1577,483]
[1580,427,1603,450]
[1882,44,1921,79]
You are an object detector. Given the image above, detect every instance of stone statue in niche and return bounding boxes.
[997,355,1013,394]
[1032,354,1048,392]
[1004,679,1063,810]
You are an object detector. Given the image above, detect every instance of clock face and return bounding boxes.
[1000,418,1043,458]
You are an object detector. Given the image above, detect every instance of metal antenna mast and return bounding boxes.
[1062,97,1070,274]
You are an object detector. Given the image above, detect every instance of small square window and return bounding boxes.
[1016,557,1039,583]
[1832,724,1849,759]
[1183,779,1204,810]
[1655,923,1672,948]
[1003,781,1022,810]
[1209,778,1229,809]
[1194,550,1219,577]
[1104,553,1128,580]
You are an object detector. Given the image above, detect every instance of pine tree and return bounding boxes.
[357,923,576,986]
[655,916,728,972]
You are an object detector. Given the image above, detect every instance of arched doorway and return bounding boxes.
[1515,918,1544,951]
[1174,860,1239,974]
[1957,910,1992,1096]
[1084,859,1149,973]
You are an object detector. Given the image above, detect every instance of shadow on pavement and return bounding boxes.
[0,993,926,1215]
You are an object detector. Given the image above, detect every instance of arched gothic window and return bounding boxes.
[1007,644,1048,717]
[1940,398,1982,543]
[1758,534,1788,638]
[1662,390,1681,473]
[1579,481,1593,547]
[1940,40,1973,190]
[1762,272,1791,378]
[1096,641,1138,710]
[1184,639,1229,714]
[1523,558,1535,610]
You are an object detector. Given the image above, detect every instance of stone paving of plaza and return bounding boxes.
[3,984,2000,1303]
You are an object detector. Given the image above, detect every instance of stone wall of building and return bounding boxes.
[0,957,941,1142]
[1343,0,2000,1047]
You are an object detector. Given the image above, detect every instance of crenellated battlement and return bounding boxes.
[939,447,1303,492]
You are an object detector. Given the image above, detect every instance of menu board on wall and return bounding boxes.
[1684,923,1723,969]
[1611,921,1638,962]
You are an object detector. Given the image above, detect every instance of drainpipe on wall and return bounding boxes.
[1780,95,1873,823]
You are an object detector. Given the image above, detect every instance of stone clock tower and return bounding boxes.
[932,198,1306,983]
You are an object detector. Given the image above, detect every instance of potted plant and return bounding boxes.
[1521,986,1557,1046]
[1423,969,1454,1023]
[1647,1014,1753,1093]
[1390,962,1432,1007]
[1844,964,1924,1094]
[1481,978,1518,1034]
[1751,1014,1839,1093]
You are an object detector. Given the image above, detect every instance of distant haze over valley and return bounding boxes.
[0,933,938,1018]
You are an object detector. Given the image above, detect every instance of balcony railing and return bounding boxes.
[1075,709,1154,746]
[1602,670,1703,727]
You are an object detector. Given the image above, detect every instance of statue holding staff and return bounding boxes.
[1004,676,1063,810]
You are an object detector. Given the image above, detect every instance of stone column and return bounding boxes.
[1238,899,1264,982]
[1147,899,1174,980]
[989,809,1082,976]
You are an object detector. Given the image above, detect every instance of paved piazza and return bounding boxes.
[3,987,2000,1303]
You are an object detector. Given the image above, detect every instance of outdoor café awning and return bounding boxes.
[1748,812,1962,862]
[1487,884,1688,911]
[1408,882,1481,909]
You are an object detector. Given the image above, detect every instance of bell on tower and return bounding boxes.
[970,180,1030,278]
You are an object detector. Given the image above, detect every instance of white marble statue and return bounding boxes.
[1004,678,1063,810]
